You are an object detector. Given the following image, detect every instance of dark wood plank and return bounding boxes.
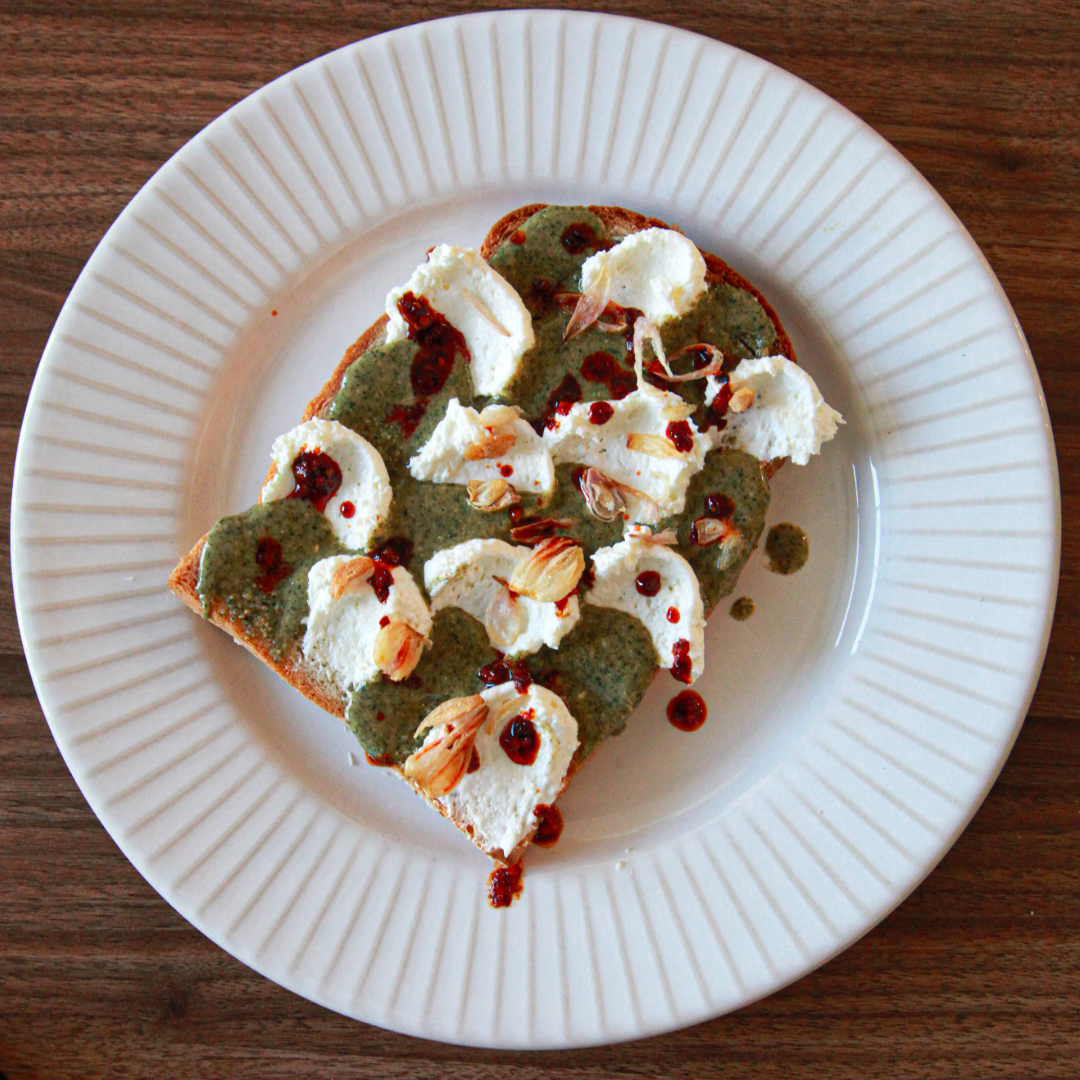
[1,2,1077,1076]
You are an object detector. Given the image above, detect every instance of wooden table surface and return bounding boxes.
[1,1,1077,1076]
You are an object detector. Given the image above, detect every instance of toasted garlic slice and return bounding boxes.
[485,582,524,649]
[509,516,575,544]
[462,288,511,337]
[373,621,428,682]
[564,267,610,340]
[509,537,585,602]
[467,477,520,512]
[405,695,489,797]
[729,386,756,413]
[329,556,374,600]
[626,524,679,546]
[626,432,685,459]
[578,467,626,522]
[464,429,517,461]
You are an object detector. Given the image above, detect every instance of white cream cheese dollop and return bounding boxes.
[424,538,580,657]
[431,681,578,859]
[579,227,708,325]
[260,419,391,550]
[706,356,844,466]
[587,537,706,683]
[302,555,431,690]
[384,245,534,397]
[542,385,714,523]
[408,398,555,494]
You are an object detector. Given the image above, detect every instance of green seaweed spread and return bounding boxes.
[196,204,779,762]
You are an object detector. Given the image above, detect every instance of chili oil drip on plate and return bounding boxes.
[765,523,809,575]
[532,804,564,847]
[667,689,707,732]
[488,862,524,908]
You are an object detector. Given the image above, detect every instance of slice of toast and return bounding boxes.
[168,204,793,863]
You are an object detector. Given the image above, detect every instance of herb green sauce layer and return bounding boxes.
[197,204,780,764]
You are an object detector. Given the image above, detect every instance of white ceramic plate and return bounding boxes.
[11,11,1059,1048]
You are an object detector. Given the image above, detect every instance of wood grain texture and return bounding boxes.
[1,1,1077,1076]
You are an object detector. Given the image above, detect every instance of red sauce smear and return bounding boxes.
[533,804,564,847]
[635,570,661,597]
[378,615,390,627]
[560,221,612,255]
[554,595,571,615]
[369,563,394,603]
[488,862,524,908]
[670,639,693,684]
[479,653,532,692]
[254,537,292,594]
[665,420,694,453]
[339,500,355,518]
[667,689,707,731]
[287,450,342,512]
[704,492,735,519]
[510,229,527,245]
[526,277,559,317]
[385,402,427,439]
[581,350,636,400]
[467,747,481,773]
[500,463,514,477]
[541,373,582,432]
[385,292,470,436]
[588,400,614,425]
[369,536,413,567]
[699,374,732,432]
[500,711,539,765]
[667,606,680,623]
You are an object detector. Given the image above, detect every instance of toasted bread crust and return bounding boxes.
[169,204,793,863]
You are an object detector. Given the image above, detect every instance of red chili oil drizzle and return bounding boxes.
[540,373,582,432]
[254,537,292,594]
[467,747,481,773]
[385,402,427,439]
[510,229,527,245]
[560,221,612,255]
[339,500,355,518]
[665,420,694,452]
[526,277,559,317]
[588,400,614,425]
[500,710,539,766]
[532,804,564,847]
[488,862,524,908]
[287,450,342,512]
[369,536,413,567]
[667,606,680,623]
[378,615,390,628]
[670,639,693,684]
[667,689,707,731]
[704,493,735,519]
[635,570,661,597]
[500,463,514,477]
[581,350,637,400]
[698,373,732,432]
[364,751,395,767]
[478,653,533,692]
[385,292,470,437]
[376,711,384,722]
[554,595,571,616]
[369,563,394,603]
